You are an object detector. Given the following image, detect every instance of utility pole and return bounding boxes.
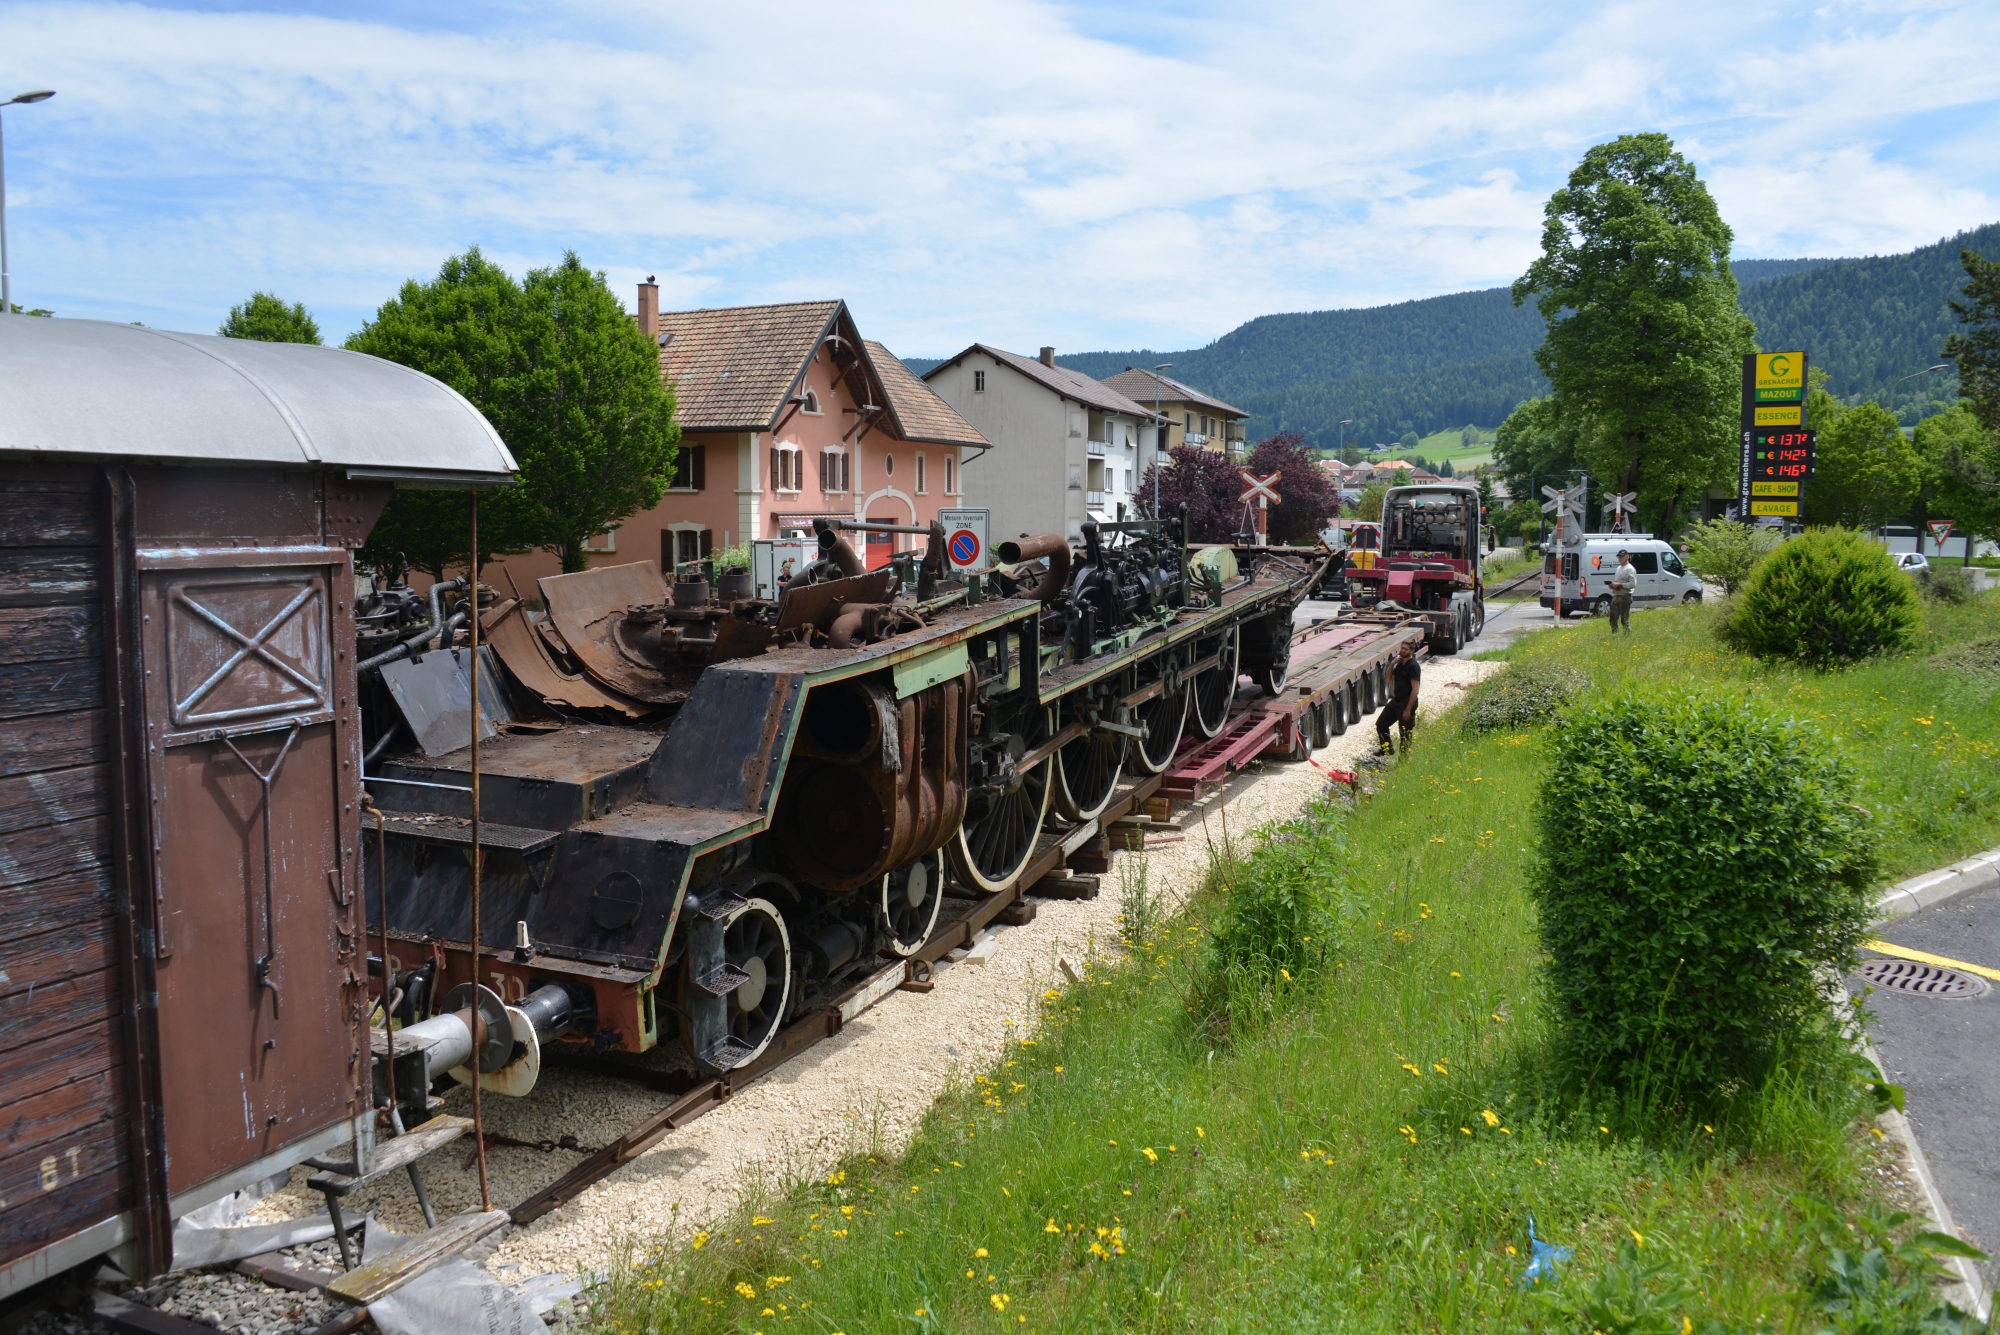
[1152,363,1172,524]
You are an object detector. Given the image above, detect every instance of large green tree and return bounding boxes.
[1801,399,1919,530]
[219,291,322,344]
[348,248,678,576]
[1491,395,1585,510]
[1944,248,2000,434]
[1917,402,2000,548]
[1512,133,1756,533]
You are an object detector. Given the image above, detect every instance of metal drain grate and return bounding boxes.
[1858,957,1989,999]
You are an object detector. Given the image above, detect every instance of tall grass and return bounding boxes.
[596,712,1894,1333]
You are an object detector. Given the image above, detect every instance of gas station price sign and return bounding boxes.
[1750,428,1815,481]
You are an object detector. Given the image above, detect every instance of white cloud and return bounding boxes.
[0,0,1995,354]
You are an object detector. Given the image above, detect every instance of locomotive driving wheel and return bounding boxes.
[1053,691,1126,822]
[880,850,945,956]
[950,696,1054,894]
[678,895,793,1074]
[1189,626,1239,739]
[1131,658,1189,775]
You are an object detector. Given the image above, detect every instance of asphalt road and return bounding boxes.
[1294,593,1583,656]
[1850,888,2000,1293]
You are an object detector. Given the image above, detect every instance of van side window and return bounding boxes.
[1630,553,1659,574]
[1662,551,1686,577]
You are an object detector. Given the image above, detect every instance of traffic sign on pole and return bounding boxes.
[1603,492,1638,532]
[938,507,990,572]
[1238,471,1281,507]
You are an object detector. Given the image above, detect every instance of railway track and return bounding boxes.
[1484,564,1544,599]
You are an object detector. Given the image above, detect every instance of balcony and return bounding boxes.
[1087,438,1108,456]
[1087,490,1107,506]
[1183,432,1208,447]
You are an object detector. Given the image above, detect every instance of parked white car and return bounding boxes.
[1539,536,1705,615]
[1893,552,1930,573]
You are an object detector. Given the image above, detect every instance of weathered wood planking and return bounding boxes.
[0,1019,124,1110]
[0,814,110,889]
[0,605,99,665]
[2,915,118,1002]
[0,658,103,721]
[0,1122,132,1267]
[0,486,97,548]
[0,764,108,836]
[0,965,119,1054]
[0,710,108,780]
[0,867,113,942]
[0,550,98,608]
[0,1066,125,1169]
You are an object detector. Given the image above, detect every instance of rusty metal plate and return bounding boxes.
[773,570,896,634]
[163,571,330,734]
[537,561,679,703]
[379,648,509,758]
[483,602,647,718]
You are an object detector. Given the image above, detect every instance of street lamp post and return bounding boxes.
[1336,418,1352,458]
[1152,363,1172,522]
[1,90,56,318]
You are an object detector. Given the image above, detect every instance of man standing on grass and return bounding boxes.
[1607,548,1637,634]
[1375,636,1421,756]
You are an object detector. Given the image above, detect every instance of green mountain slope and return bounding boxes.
[1739,221,2000,421]
[905,227,1997,446]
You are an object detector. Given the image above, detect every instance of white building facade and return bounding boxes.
[923,344,1164,543]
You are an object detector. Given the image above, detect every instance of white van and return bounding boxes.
[1539,535,1704,616]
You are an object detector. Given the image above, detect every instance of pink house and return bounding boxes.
[483,288,986,593]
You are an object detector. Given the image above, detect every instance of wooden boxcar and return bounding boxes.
[0,315,513,1297]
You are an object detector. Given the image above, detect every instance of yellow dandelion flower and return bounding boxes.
[762,1308,775,1317]
[1506,1245,1517,1256]
[1279,968,1292,981]
[735,1282,758,1299]
[975,1247,989,1258]
[1499,1127,1511,1135]
[1481,1109,1499,1127]
[1401,1062,1421,1076]
[753,1216,775,1226]
[1599,1126,1610,1135]
[1196,1126,1205,1137]
[840,1205,854,1216]
[1002,1186,1011,1196]
[1045,1218,1061,1234]
[966,1269,975,1278]
[691,1231,709,1250]
[1460,1127,1471,1135]
[1142,1147,1159,1162]
[1108,1139,1117,1145]
[1303,1211,1317,1228]
[990,1292,1010,1311]
[1432,1062,1448,1075]
[1044,989,1061,1000]
[1630,1228,1644,1248]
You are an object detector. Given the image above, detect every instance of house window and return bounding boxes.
[1184,412,1193,433]
[770,444,803,493]
[667,444,706,491]
[801,389,822,415]
[915,454,927,494]
[1068,413,1083,439]
[821,449,851,493]
[662,527,711,568]
[944,454,955,495]
[883,453,895,478]
[584,527,617,553]
[974,370,986,392]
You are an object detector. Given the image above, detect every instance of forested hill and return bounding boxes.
[1739,221,2000,422]
[902,225,1998,447]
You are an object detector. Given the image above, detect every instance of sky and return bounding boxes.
[3,0,1998,357]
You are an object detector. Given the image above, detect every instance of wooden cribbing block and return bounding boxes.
[1033,874,1100,901]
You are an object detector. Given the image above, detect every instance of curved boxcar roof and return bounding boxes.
[0,315,516,484]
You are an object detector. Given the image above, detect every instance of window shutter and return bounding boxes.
[690,445,705,491]
[701,529,714,557]
[660,530,672,571]
[769,448,779,489]
[842,453,852,492]
[819,452,829,492]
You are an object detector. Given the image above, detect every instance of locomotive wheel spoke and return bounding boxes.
[951,702,1053,893]
[1190,627,1239,738]
[1132,681,1188,774]
[1054,699,1124,821]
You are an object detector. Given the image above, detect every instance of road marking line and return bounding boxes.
[1862,938,2000,983]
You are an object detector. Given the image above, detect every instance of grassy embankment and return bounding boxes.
[596,595,2000,1334]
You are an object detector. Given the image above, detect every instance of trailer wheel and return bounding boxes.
[950,700,1054,894]
[1308,699,1332,749]
[880,850,945,957]
[1329,688,1349,736]
[1189,626,1239,739]
[1470,596,1486,639]
[1054,695,1125,822]
[1359,666,1377,714]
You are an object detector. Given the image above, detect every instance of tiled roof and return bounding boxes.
[925,344,1164,420]
[657,301,841,432]
[864,341,988,448]
[1099,367,1246,419]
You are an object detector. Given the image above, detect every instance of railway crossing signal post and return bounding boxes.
[1541,482,1588,619]
[1604,492,1638,533]
[1239,469,1281,546]
[1741,352,1814,524]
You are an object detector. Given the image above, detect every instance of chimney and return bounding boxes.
[637,276,659,341]
[1039,346,1055,367]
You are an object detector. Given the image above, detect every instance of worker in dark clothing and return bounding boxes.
[1375,636,1421,755]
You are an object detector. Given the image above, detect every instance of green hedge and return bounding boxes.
[1730,528,1919,668]
[1532,690,1876,1093]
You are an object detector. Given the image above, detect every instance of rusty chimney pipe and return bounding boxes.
[637,276,659,340]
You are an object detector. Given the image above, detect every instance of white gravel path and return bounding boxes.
[249,656,1504,1281]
